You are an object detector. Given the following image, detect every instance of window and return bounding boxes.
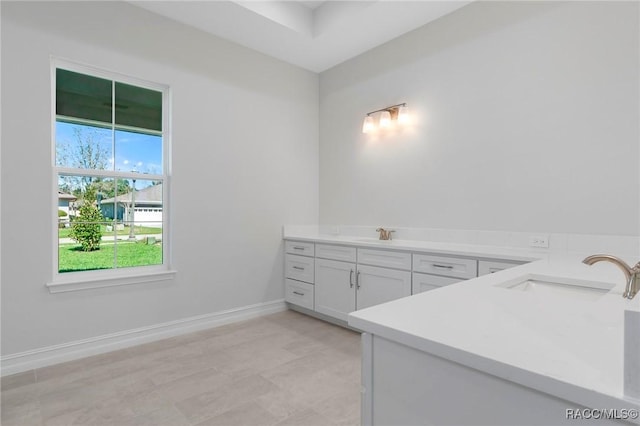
[51,60,172,289]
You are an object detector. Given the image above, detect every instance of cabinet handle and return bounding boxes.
[433,264,454,269]
[293,291,305,296]
[293,246,305,250]
[350,269,354,288]
[292,266,305,271]
[356,271,361,289]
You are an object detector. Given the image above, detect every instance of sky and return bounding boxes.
[56,121,163,183]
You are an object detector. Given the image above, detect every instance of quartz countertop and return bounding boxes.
[284,233,544,263]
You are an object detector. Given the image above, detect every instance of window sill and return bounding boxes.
[46,270,177,293]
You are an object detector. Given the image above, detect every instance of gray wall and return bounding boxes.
[1,2,319,355]
[319,1,639,235]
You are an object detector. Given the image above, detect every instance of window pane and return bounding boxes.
[56,121,113,170]
[114,129,162,174]
[115,82,162,131]
[58,175,116,273]
[56,69,112,125]
[116,179,163,269]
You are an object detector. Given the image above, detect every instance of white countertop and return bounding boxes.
[284,231,640,415]
[348,256,640,415]
[284,233,545,263]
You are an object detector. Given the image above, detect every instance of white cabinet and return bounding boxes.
[284,240,315,310]
[362,333,591,426]
[315,258,356,321]
[285,240,315,257]
[358,248,411,270]
[413,253,477,279]
[284,238,529,323]
[412,254,476,295]
[285,279,314,310]
[285,254,314,284]
[357,265,411,310]
[314,247,412,321]
[316,244,356,262]
[412,272,461,295]
[478,260,523,276]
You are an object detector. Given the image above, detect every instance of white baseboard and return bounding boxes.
[1,299,287,377]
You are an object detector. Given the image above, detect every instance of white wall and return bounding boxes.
[1,2,318,355]
[319,1,639,236]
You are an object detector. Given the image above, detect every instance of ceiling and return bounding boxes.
[130,1,473,73]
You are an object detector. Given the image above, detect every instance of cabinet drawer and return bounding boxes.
[358,249,411,270]
[478,260,523,276]
[412,254,477,279]
[285,279,314,310]
[316,244,357,263]
[412,272,461,295]
[285,240,315,257]
[285,254,314,283]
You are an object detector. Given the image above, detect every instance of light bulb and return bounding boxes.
[362,115,375,133]
[379,110,391,128]
[397,105,409,125]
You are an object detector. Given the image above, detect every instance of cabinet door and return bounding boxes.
[412,272,461,295]
[315,258,356,322]
[356,265,411,311]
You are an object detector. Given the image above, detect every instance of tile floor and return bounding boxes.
[1,310,362,426]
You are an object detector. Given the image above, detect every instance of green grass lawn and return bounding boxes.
[59,241,162,273]
[59,225,162,239]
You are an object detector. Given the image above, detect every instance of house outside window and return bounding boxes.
[51,59,171,288]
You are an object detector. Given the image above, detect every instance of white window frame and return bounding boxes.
[47,58,175,293]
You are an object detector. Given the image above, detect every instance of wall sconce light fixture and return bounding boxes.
[362,103,409,134]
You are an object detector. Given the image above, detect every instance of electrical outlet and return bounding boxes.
[529,235,549,248]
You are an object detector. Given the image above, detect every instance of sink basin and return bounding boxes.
[496,274,615,301]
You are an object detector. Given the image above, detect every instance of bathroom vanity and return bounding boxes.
[348,258,640,425]
[283,234,534,324]
[283,226,640,425]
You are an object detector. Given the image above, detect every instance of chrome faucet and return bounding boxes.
[376,228,395,241]
[582,254,640,300]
